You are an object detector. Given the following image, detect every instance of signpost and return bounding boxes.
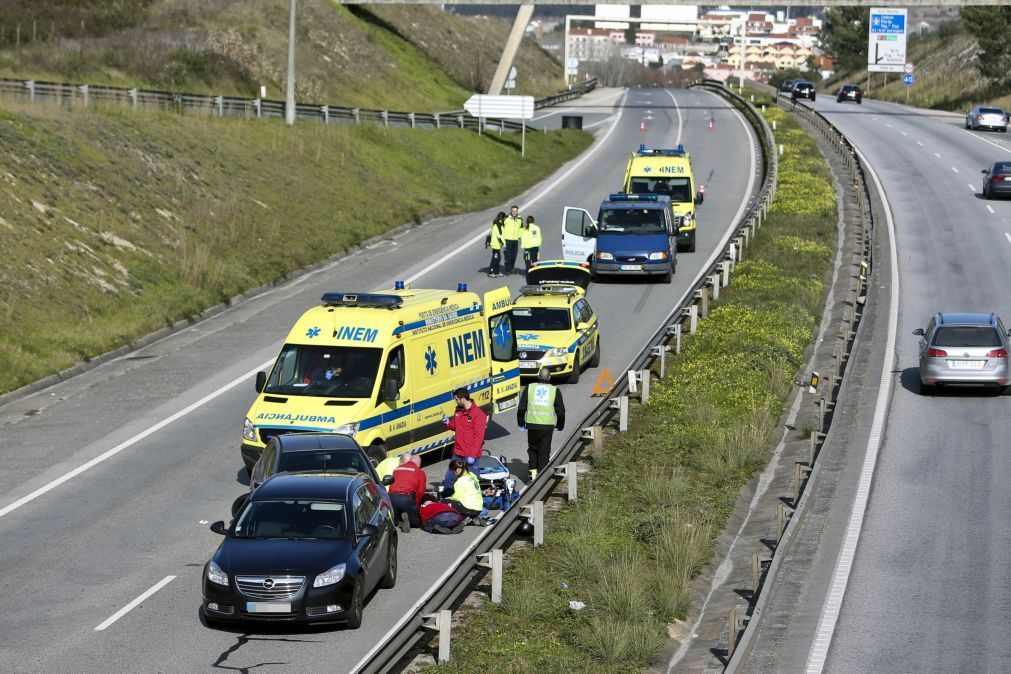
[867,7,908,74]
[464,94,535,157]
[505,66,517,92]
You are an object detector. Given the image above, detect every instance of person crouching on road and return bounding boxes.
[442,387,487,473]
[440,458,466,499]
[501,205,523,274]
[486,211,506,278]
[521,215,542,269]
[442,460,490,526]
[388,454,427,532]
[375,453,400,482]
[517,367,565,481]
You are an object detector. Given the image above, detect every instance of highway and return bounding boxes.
[0,86,759,672]
[742,95,1011,672]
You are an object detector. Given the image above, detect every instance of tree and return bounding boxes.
[819,8,869,74]
[961,7,1011,86]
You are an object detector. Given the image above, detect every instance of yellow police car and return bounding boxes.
[514,260,600,384]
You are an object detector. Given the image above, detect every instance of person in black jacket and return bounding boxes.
[516,367,565,481]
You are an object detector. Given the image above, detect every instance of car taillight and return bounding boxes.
[977,115,985,121]
[926,348,947,357]
[987,349,1007,358]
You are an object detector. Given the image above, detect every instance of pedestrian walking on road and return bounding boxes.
[521,215,542,269]
[486,211,506,278]
[442,388,488,472]
[501,205,523,274]
[517,367,565,481]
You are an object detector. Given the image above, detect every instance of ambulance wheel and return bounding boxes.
[366,443,388,465]
[567,361,581,384]
[589,339,601,368]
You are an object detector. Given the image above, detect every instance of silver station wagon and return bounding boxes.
[913,312,1011,394]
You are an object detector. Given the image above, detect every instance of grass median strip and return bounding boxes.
[0,99,591,394]
[422,98,837,672]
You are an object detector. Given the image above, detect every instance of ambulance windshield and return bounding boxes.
[629,176,692,203]
[264,344,382,398]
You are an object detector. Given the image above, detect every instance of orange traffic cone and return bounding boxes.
[707,117,714,131]
[639,121,645,132]
[698,184,705,203]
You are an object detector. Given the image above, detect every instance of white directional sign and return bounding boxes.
[464,94,534,120]
[867,7,907,73]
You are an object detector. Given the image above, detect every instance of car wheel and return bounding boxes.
[811,94,816,101]
[589,339,601,368]
[346,581,364,629]
[920,382,935,395]
[857,99,862,105]
[378,539,398,589]
[567,360,581,384]
[985,184,992,200]
[366,443,387,466]
[662,265,673,284]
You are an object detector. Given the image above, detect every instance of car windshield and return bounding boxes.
[628,176,692,203]
[513,307,572,331]
[263,344,382,398]
[598,207,667,234]
[277,449,371,475]
[932,326,1002,348]
[233,499,349,539]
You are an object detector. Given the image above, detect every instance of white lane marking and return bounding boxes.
[989,205,996,214]
[405,93,631,283]
[1004,233,1010,244]
[806,147,900,672]
[962,130,1011,154]
[968,184,976,191]
[886,123,893,128]
[531,89,626,122]
[95,576,176,631]
[952,167,959,173]
[584,114,617,130]
[916,141,924,146]
[0,363,270,519]
[933,152,942,158]
[901,131,908,136]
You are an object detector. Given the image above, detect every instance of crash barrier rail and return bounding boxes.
[723,86,876,668]
[0,76,596,132]
[353,80,777,673]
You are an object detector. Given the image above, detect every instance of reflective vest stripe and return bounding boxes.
[524,383,557,426]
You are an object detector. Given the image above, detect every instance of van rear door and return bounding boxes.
[484,287,521,413]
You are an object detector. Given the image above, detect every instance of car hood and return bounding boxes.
[248,397,368,435]
[215,537,353,575]
[597,232,670,255]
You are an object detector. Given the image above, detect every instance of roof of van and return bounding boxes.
[285,286,489,346]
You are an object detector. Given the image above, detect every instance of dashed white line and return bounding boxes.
[886,123,893,128]
[933,152,942,158]
[952,167,959,173]
[916,141,924,146]
[901,131,908,136]
[95,576,176,631]
[989,205,996,214]
[968,184,976,191]
[1004,233,1011,244]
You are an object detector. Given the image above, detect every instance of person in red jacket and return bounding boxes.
[442,387,488,472]
[420,500,464,534]
[388,454,427,532]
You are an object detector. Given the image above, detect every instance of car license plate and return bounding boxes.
[948,360,985,369]
[620,264,642,271]
[519,361,540,369]
[246,602,292,613]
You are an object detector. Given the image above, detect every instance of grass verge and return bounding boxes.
[0,98,591,394]
[421,95,837,672]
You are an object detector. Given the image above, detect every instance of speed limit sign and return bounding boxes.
[903,62,914,74]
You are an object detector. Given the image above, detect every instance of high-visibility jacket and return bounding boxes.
[521,224,542,249]
[502,215,523,241]
[375,455,399,480]
[488,221,504,250]
[524,382,558,426]
[452,470,484,511]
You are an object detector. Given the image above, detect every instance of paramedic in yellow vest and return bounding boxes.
[485,211,506,278]
[517,367,565,480]
[442,461,490,526]
[501,205,523,274]
[521,215,542,269]
[375,453,400,481]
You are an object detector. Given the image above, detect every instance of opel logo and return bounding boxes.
[263,578,275,589]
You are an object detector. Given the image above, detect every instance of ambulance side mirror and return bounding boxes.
[255,371,266,393]
[695,191,704,205]
[381,377,400,403]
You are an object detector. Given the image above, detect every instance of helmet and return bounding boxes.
[517,517,535,537]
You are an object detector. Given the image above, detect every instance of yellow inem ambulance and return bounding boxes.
[622,144,703,252]
[240,283,520,471]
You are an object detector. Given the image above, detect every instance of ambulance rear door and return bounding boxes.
[483,287,521,413]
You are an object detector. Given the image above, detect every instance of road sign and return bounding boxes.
[463,94,534,120]
[508,66,517,81]
[902,73,914,86]
[867,7,907,73]
[903,62,914,74]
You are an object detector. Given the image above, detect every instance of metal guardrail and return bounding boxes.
[0,77,596,132]
[353,80,777,673]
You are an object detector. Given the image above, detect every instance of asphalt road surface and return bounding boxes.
[0,86,759,673]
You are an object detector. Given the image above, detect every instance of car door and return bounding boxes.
[353,484,380,591]
[572,299,591,365]
[917,316,937,367]
[377,345,411,452]
[562,207,597,262]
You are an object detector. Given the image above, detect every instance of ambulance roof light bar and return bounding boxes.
[321,292,403,309]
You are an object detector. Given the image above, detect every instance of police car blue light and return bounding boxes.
[457,283,468,292]
[607,193,660,202]
[394,280,405,290]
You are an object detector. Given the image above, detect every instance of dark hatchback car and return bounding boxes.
[779,79,796,94]
[836,84,862,104]
[792,80,816,101]
[981,162,1011,200]
[203,472,397,629]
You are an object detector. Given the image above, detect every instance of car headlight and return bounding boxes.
[595,252,614,261]
[648,251,669,260]
[334,422,359,437]
[242,418,256,442]
[314,563,346,588]
[207,560,229,587]
[546,347,568,358]
[681,214,692,226]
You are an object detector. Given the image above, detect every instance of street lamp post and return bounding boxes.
[285,0,296,126]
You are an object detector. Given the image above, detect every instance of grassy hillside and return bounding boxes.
[0,1,563,110]
[0,99,591,393]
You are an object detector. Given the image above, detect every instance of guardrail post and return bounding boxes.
[555,462,578,501]
[128,88,138,110]
[353,108,360,124]
[751,552,761,599]
[476,549,503,603]
[776,503,786,544]
[215,95,223,116]
[421,609,452,663]
[382,110,389,127]
[640,369,649,403]
[409,111,416,129]
[609,396,629,432]
[627,370,638,395]
[666,323,682,354]
[735,236,744,261]
[581,426,603,461]
[819,396,826,429]
[457,114,464,129]
[254,97,262,117]
[321,104,329,124]
[650,345,670,379]
[695,287,708,318]
[78,84,88,107]
[721,261,730,287]
[26,80,35,102]
[682,305,698,335]
[434,112,440,129]
[709,274,720,301]
[520,502,544,547]
[728,608,739,658]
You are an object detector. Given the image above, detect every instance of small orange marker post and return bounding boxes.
[639,121,645,132]
[591,369,616,396]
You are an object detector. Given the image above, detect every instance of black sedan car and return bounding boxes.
[982,162,1011,200]
[836,84,862,104]
[203,472,397,629]
[791,80,816,101]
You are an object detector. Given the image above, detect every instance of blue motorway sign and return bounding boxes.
[902,74,914,86]
[871,13,905,34]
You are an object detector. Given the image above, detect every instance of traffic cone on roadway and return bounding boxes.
[707,117,714,131]
[639,120,645,132]
[699,184,705,202]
